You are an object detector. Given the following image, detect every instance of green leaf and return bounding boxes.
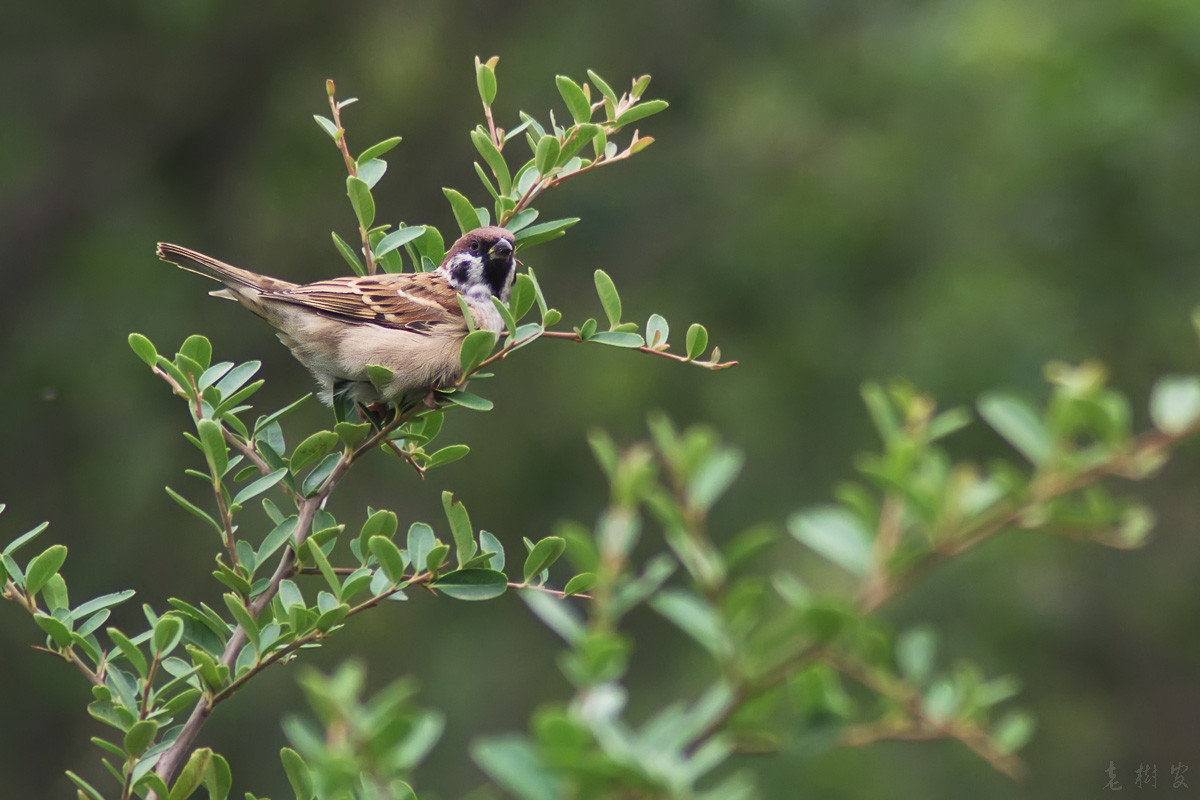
[280,747,314,800]
[475,55,498,107]
[479,530,505,571]
[556,75,592,123]
[168,747,212,800]
[1150,375,1200,435]
[25,544,67,596]
[153,614,185,658]
[313,114,338,140]
[214,361,261,398]
[290,431,340,474]
[72,590,136,621]
[108,627,149,678]
[232,468,287,507]
[685,323,709,361]
[407,522,435,575]
[203,752,232,800]
[425,542,450,574]
[471,736,560,800]
[346,176,375,228]
[616,98,669,127]
[374,226,426,259]
[587,69,618,106]
[522,589,585,644]
[509,273,537,322]
[491,295,518,337]
[589,331,644,348]
[993,711,1036,752]
[128,333,158,367]
[563,572,596,597]
[513,217,579,248]
[788,506,873,576]
[331,231,365,276]
[523,536,566,583]
[650,589,732,659]
[34,612,73,647]
[646,314,669,349]
[179,335,212,371]
[357,136,403,165]
[472,129,511,195]
[443,187,482,234]
[124,719,159,757]
[460,329,498,374]
[366,364,395,394]
[166,486,223,534]
[426,444,470,469]
[978,392,1050,465]
[861,382,900,445]
[593,269,622,328]
[222,593,260,652]
[534,134,561,176]
[257,516,298,572]
[41,573,68,612]
[197,419,229,477]
[369,535,407,584]
[441,389,494,411]
[442,491,476,567]
[306,540,341,598]
[357,509,398,560]
[65,771,106,800]
[357,158,387,189]
[896,626,937,685]
[4,520,48,557]
[688,449,744,512]
[433,569,508,601]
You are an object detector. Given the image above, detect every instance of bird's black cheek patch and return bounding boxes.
[484,257,514,297]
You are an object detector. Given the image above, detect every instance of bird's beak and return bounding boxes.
[489,240,513,259]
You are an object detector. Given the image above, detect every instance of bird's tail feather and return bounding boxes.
[156,243,285,292]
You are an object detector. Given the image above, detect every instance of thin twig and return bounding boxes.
[538,330,738,369]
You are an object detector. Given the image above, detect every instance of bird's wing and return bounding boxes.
[263,273,465,333]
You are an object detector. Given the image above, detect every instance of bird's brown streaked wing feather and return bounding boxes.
[263,273,466,333]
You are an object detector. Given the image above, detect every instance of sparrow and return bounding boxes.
[156,226,517,407]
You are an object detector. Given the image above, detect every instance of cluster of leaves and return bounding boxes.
[313,59,734,394]
[456,358,1200,797]
[4,330,596,800]
[0,60,737,800]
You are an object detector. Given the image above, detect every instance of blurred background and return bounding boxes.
[4,1,1200,797]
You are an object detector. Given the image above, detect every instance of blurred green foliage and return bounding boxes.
[4,1,1200,798]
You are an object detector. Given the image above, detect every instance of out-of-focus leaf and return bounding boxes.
[788,506,873,576]
[978,393,1050,465]
[1150,375,1200,435]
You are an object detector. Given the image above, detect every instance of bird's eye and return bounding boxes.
[468,239,480,252]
